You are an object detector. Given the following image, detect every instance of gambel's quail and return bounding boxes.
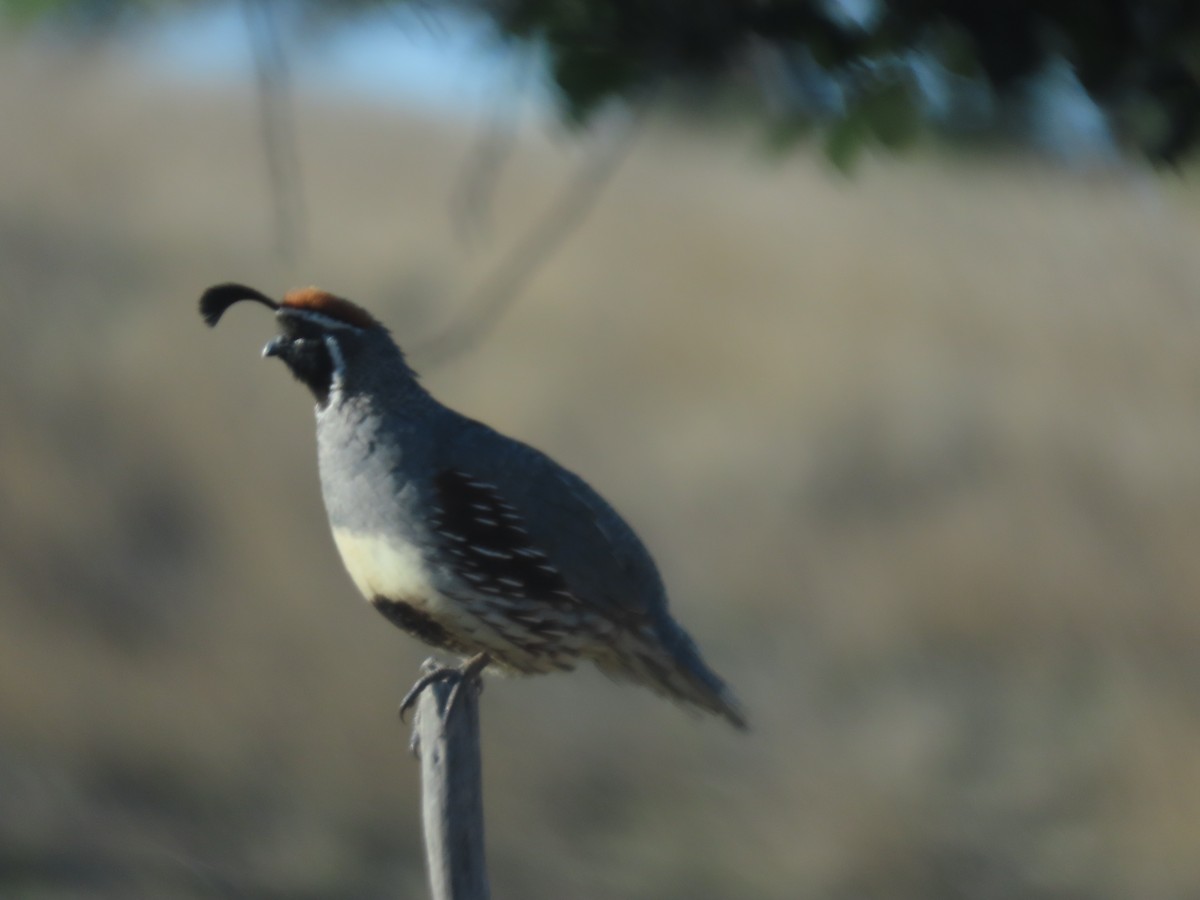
[200,283,746,729]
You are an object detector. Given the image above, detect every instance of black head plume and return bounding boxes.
[199,283,280,327]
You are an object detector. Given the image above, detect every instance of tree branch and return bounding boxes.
[242,0,306,260]
[411,659,491,900]
[413,101,650,368]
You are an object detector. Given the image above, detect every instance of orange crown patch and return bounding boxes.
[281,287,382,330]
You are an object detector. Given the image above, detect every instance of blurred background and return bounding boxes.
[3,2,1200,898]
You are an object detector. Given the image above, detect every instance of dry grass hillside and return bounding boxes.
[2,35,1200,900]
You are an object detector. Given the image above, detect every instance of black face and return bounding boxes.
[263,312,345,407]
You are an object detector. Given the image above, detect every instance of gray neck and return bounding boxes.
[314,361,438,537]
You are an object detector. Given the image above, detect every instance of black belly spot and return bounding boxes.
[371,596,464,653]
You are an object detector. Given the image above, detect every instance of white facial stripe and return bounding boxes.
[286,308,362,332]
[323,335,346,394]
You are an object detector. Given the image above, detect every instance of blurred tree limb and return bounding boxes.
[448,42,538,248]
[242,0,305,261]
[415,100,646,367]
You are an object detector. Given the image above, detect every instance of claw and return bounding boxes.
[398,666,457,722]
[398,653,491,723]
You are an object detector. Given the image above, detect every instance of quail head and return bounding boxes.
[200,283,746,729]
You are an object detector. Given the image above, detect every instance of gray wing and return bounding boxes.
[430,417,746,727]
[435,419,668,625]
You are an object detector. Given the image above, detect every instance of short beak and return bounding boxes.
[262,336,286,359]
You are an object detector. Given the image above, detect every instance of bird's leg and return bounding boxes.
[398,652,491,723]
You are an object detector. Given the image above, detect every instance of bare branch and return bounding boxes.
[415,101,650,368]
[450,48,537,247]
[242,0,306,261]
[412,659,491,900]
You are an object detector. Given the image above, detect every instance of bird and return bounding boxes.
[199,282,746,729]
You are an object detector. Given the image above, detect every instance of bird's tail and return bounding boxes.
[595,615,747,730]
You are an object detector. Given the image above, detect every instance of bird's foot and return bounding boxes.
[398,652,491,724]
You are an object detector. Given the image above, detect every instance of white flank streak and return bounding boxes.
[472,547,511,559]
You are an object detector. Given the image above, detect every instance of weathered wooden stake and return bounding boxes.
[411,659,491,900]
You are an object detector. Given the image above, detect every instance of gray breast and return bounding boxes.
[315,395,421,537]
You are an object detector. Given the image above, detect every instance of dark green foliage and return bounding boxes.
[487,0,1200,163]
[6,0,1200,162]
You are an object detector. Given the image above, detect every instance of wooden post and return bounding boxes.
[411,659,491,900]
